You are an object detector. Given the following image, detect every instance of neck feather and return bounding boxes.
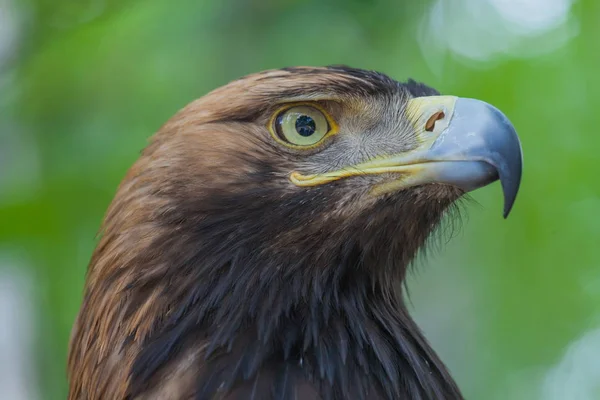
[71,178,463,399]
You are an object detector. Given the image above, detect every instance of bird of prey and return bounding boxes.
[67,66,522,400]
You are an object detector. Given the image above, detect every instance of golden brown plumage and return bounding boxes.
[68,66,522,400]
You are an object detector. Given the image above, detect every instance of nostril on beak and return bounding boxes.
[425,111,446,132]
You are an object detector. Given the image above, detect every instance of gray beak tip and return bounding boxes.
[501,168,522,218]
[453,98,524,219]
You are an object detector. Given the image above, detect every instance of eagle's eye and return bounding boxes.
[270,104,336,148]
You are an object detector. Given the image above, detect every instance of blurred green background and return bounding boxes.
[1,0,599,399]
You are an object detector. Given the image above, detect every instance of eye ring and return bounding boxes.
[268,102,339,149]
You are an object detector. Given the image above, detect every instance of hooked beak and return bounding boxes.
[290,96,523,217]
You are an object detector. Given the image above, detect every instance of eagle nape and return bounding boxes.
[67,66,523,400]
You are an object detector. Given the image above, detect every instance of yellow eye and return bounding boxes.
[273,105,331,147]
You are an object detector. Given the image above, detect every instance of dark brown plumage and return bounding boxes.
[67,66,522,400]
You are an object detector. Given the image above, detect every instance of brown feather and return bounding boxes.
[68,66,463,400]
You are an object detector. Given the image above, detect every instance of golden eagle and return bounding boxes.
[68,66,522,400]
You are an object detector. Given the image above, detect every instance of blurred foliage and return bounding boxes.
[1,0,599,399]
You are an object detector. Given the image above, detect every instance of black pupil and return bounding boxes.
[295,115,316,137]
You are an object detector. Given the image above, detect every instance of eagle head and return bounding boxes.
[68,66,522,400]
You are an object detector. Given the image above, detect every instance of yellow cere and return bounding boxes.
[404,95,457,148]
